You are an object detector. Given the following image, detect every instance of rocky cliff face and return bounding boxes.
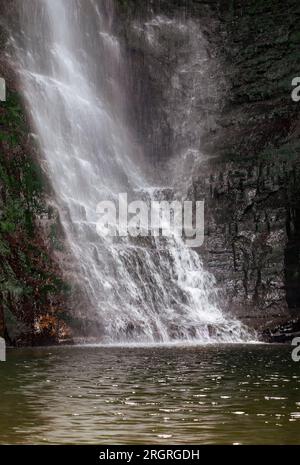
[194,155,300,339]
[116,0,300,339]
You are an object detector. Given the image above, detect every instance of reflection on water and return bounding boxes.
[0,345,299,444]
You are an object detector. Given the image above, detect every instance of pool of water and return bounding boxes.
[0,344,299,444]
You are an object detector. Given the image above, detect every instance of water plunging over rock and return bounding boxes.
[10,0,253,344]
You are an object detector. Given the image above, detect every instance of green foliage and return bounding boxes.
[0,91,46,234]
[0,91,25,143]
[0,89,70,345]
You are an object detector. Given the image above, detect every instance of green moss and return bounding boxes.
[259,140,300,162]
[49,222,64,252]
[0,91,25,143]
[0,89,70,345]
[290,30,300,44]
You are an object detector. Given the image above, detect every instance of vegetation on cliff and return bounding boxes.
[0,87,72,345]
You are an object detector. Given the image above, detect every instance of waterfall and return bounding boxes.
[10,0,253,344]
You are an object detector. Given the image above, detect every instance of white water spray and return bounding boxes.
[10,0,253,343]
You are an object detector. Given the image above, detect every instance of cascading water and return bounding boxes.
[9,0,253,344]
